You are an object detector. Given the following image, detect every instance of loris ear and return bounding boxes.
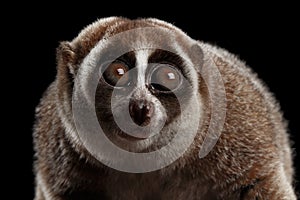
[56,41,76,75]
[188,43,204,73]
[175,34,204,73]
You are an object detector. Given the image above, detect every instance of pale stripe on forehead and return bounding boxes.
[135,49,154,88]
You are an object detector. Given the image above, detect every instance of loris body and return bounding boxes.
[33,17,296,199]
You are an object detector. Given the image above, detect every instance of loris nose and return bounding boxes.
[129,99,154,126]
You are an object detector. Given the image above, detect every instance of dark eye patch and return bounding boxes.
[116,51,136,68]
[148,49,185,72]
[103,62,130,87]
[99,51,136,88]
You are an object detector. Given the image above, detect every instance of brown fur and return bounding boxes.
[33,17,296,199]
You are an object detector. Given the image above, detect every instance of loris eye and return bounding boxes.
[103,62,130,87]
[150,64,182,92]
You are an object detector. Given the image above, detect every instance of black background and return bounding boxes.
[7,3,299,199]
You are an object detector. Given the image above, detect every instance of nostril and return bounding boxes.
[129,99,154,126]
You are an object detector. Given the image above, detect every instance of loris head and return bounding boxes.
[56,17,204,161]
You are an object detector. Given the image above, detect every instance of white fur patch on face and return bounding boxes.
[135,49,153,88]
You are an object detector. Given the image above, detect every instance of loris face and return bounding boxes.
[68,20,202,154]
[95,49,194,152]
